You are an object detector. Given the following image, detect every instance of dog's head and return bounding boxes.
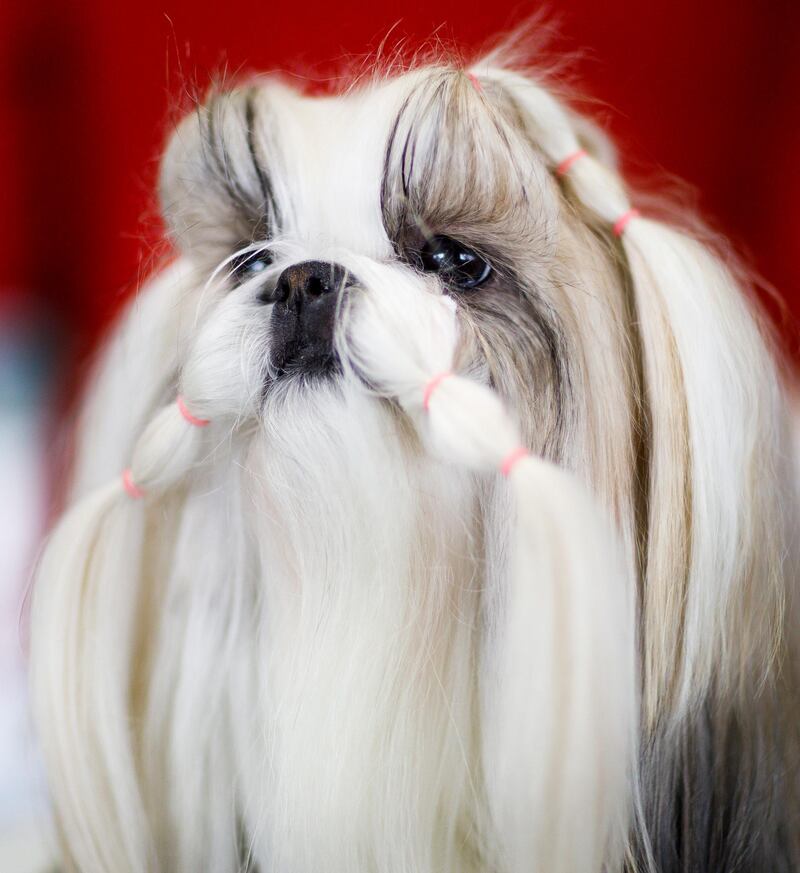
[158,68,628,463]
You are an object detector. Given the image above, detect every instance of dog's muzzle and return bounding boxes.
[266,260,351,376]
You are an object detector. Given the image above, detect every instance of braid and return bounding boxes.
[115,279,265,497]
[473,66,787,729]
[29,287,262,872]
[121,398,212,498]
[343,255,636,873]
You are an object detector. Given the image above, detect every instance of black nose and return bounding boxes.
[267,260,351,376]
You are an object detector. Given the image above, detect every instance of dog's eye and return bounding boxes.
[230,249,273,283]
[415,236,492,290]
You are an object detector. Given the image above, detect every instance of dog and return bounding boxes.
[29,38,800,873]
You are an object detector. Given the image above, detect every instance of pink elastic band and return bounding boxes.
[555,148,587,176]
[122,468,145,499]
[176,395,210,427]
[423,371,453,411]
[613,208,640,237]
[500,446,529,477]
[466,72,483,93]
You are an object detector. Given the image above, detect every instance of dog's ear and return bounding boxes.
[159,87,274,266]
[459,64,797,871]
[30,267,259,870]
[478,66,790,719]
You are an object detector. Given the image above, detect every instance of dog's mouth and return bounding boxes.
[269,349,341,382]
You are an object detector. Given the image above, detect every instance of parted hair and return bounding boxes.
[30,34,800,873]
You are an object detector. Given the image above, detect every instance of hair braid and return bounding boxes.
[477,67,787,730]
[29,287,263,872]
[343,256,636,873]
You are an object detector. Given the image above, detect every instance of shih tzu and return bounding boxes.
[29,38,800,873]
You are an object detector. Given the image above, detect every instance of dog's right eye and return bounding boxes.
[230,249,273,284]
[413,235,493,290]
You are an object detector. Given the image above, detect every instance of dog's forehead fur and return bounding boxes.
[246,79,400,256]
[161,68,556,266]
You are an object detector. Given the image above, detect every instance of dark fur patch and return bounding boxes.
[201,95,260,223]
[193,89,279,248]
[244,88,278,236]
[631,688,799,873]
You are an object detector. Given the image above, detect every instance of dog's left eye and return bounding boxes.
[415,236,492,290]
[230,249,273,283]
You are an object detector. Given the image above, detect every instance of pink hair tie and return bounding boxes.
[466,72,483,93]
[555,148,587,176]
[500,446,529,477]
[176,395,210,427]
[423,371,453,411]
[122,468,145,499]
[613,208,640,237]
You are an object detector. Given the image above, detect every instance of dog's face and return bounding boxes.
[160,69,634,488]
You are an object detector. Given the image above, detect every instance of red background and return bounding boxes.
[1,0,799,365]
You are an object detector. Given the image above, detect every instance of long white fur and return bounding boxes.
[27,53,793,873]
[30,280,270,871]
[345,259,636,872]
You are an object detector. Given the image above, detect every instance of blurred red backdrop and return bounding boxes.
[1,0,799,366]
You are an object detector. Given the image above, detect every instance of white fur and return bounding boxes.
[28,53,796,873]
